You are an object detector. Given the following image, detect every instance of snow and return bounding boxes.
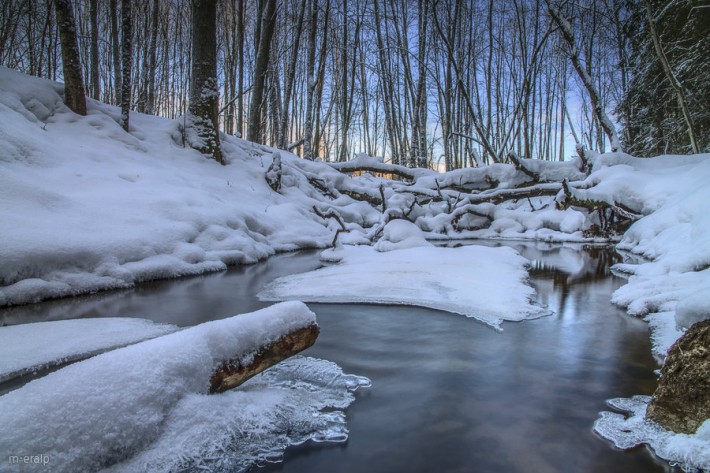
[373,219,432,252]
[606,153,710,363]
[675,290,710,329]
[0,302,370,472]
[594,396,710,472]
[0,67,331,307]
[259,245,550,329]
[0,317,177,382]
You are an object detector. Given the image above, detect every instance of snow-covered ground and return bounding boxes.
[1,67,709,470]
[0,317,177,382]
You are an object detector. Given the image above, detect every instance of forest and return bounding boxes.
[1,1,709,472]
[2,0,708,168]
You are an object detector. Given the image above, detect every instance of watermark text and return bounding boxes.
[8,454,50,466]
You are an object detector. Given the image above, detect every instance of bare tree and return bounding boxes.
[642,0,698,153]
[248,0,278,143]
[546,0,621,152]
[188,0,224,163]
[109,0,121,105]
[54,0,87,115]
[120,0,131,130]
[89,0,99,100]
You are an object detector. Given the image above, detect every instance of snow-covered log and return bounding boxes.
[0,302,319,472]
[210,323,319,393]
[329,154,433,181]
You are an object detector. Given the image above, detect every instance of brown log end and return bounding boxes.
[209,323,320,394]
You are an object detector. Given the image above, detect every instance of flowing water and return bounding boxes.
[0,242,672,472]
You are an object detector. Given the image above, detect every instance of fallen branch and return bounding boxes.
[313,206,349,247]
[340,188,383,206]
[307,176,338,199]
[465,182,562,205]
[329,157,431,182]
[450,204,495,230]
[508,151,540,181]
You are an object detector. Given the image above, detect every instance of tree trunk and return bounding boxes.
[248,0,277,143]
[54,0,87,115]
[89,0,100,100]
[279,0,307,150]
[110,0,121,105]
[145,0,160,115]
[303,0,318,160]
[415,0,428,168]
[236,0,245,136]
[120,0,131,131]
[643,0,699,154]
[188,0,223,164]
[546,1,621,152]
[210,323,319,393]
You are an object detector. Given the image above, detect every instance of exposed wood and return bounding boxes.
[247,0,277,143]
[467,182,562,205]
[210,324,319,393]
[313,206,349,247]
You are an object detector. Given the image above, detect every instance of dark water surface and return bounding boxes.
[0,242,671,472]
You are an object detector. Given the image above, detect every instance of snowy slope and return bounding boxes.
[0,67,331,306]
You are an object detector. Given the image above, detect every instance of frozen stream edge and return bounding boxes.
[594,396,710,472]
[106,356,371,473]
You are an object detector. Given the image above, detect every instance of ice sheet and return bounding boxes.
[594,396,710,472]
[259,245,551,329]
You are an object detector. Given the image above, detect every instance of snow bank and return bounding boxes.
[605,154,710,358]
[594,396,710,472]
[259,245,550,329]
[0,318,177,382]
[0,67,331,307]
[0,302,371,473]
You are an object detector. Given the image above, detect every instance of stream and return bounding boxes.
[0,242,671,472]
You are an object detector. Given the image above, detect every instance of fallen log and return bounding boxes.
[210,323,319,393]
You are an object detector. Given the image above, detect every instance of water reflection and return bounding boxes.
[0,250,322,327]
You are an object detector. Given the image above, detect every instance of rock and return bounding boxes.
[646,319,710,434]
